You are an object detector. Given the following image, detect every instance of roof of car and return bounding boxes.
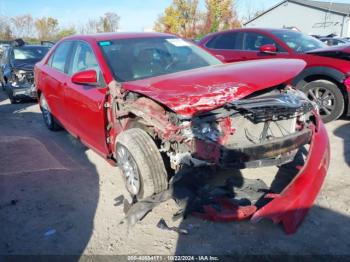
[202,28,300,38]
[18,45,50,48]
[64,32,176,42]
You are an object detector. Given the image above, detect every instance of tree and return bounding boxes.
[0,16,12,40]
[155,0,241,38]
[80,19,100,34]
[56,27,76,40]
[35,17,59,41]
[80,12,120,34]
[100,12,120,32]
[236,0,265,23]
[154,0,201,38]
[204,0,241,34]
[11,14,34,39]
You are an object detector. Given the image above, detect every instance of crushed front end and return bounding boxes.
[165,86,330,233]
[169,87,318,169]
[109,82,330,234]
[6,69,36,101]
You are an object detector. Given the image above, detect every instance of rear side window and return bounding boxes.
[206,33,242,50]
[49,41,72,73]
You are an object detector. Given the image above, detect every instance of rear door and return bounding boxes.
[42,41,74,129]
[204,32,245,62]
[64,40,109,156]
[241,32,289,61]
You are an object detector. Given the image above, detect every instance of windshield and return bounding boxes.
[99,37,222,82]
[13,46,49,61]
[271,30,327,53]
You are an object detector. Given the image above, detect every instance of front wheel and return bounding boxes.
[7,89,19,104]
[302,81,344,123]
[116,128,168,199]
[39,94,61,131]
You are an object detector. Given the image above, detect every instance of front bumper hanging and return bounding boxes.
[250,116,330,234]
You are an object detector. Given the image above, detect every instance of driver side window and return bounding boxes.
[243,32,286,52]
[69,41,105,86]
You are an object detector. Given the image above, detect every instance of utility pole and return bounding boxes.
[323,0,333,29]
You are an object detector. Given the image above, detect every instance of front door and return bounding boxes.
[240,32,289,61]
[64,41,109,156]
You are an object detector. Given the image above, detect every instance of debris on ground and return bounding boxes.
[157,218,188,235]
[121,169,271,230]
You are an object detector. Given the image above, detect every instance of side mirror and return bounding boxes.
[71,69,98,85]
[259,44,277,54]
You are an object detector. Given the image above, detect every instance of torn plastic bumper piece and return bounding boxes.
[192,197,257,222]
[250,116,330,234]
[219,129,312,169]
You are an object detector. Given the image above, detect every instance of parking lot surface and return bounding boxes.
[0,90,349,255]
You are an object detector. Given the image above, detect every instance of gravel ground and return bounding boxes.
[0,90,349,256]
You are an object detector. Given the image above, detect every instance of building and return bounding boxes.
[244,0,350,37]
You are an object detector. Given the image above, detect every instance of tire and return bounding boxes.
[39,94,61,131]
[302,81,344,123]
[5,85,19,104]
[9,97,18,104]
[116,128,168,199]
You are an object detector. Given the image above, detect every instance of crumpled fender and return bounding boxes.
[250,115,330,234]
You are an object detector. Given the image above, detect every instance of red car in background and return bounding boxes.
[34,33,329,233]
[199,28,350,123]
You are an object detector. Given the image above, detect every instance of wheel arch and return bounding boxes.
[292,66,345,87]
[292,66,348,115]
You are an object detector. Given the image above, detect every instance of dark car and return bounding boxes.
[33,33,330,233]
[320,37,348,46]
[0,41,49,103]
[199,28,350,123]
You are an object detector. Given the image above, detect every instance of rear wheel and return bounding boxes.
[116,128,168,199]
[302,81,344,123]
[39,94,61,131]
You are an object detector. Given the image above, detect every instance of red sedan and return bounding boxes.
[34,33,329,233]
[199,28,350,123]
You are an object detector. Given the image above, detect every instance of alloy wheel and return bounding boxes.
[307,86,336,116]
[116,144,141,196]
[40,95,52,127]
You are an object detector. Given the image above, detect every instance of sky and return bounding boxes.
[1,0,350,31]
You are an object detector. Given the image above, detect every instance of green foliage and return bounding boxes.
[155,0,241,38]
[154,0,201,38]
[35,17,59,41]
[205,0,241,33]
[56,27,76,40]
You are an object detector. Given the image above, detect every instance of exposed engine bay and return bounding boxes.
[9,69,35,89]
[107,81,327,234]
[108,82,316,172]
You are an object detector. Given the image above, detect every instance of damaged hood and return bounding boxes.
[123,59,306,116]
[306,45,350,60]
[13,59,38,71]
[307,44,350,54]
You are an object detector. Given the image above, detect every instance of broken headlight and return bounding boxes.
[192,122,221,142]
[9,69,33,88]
